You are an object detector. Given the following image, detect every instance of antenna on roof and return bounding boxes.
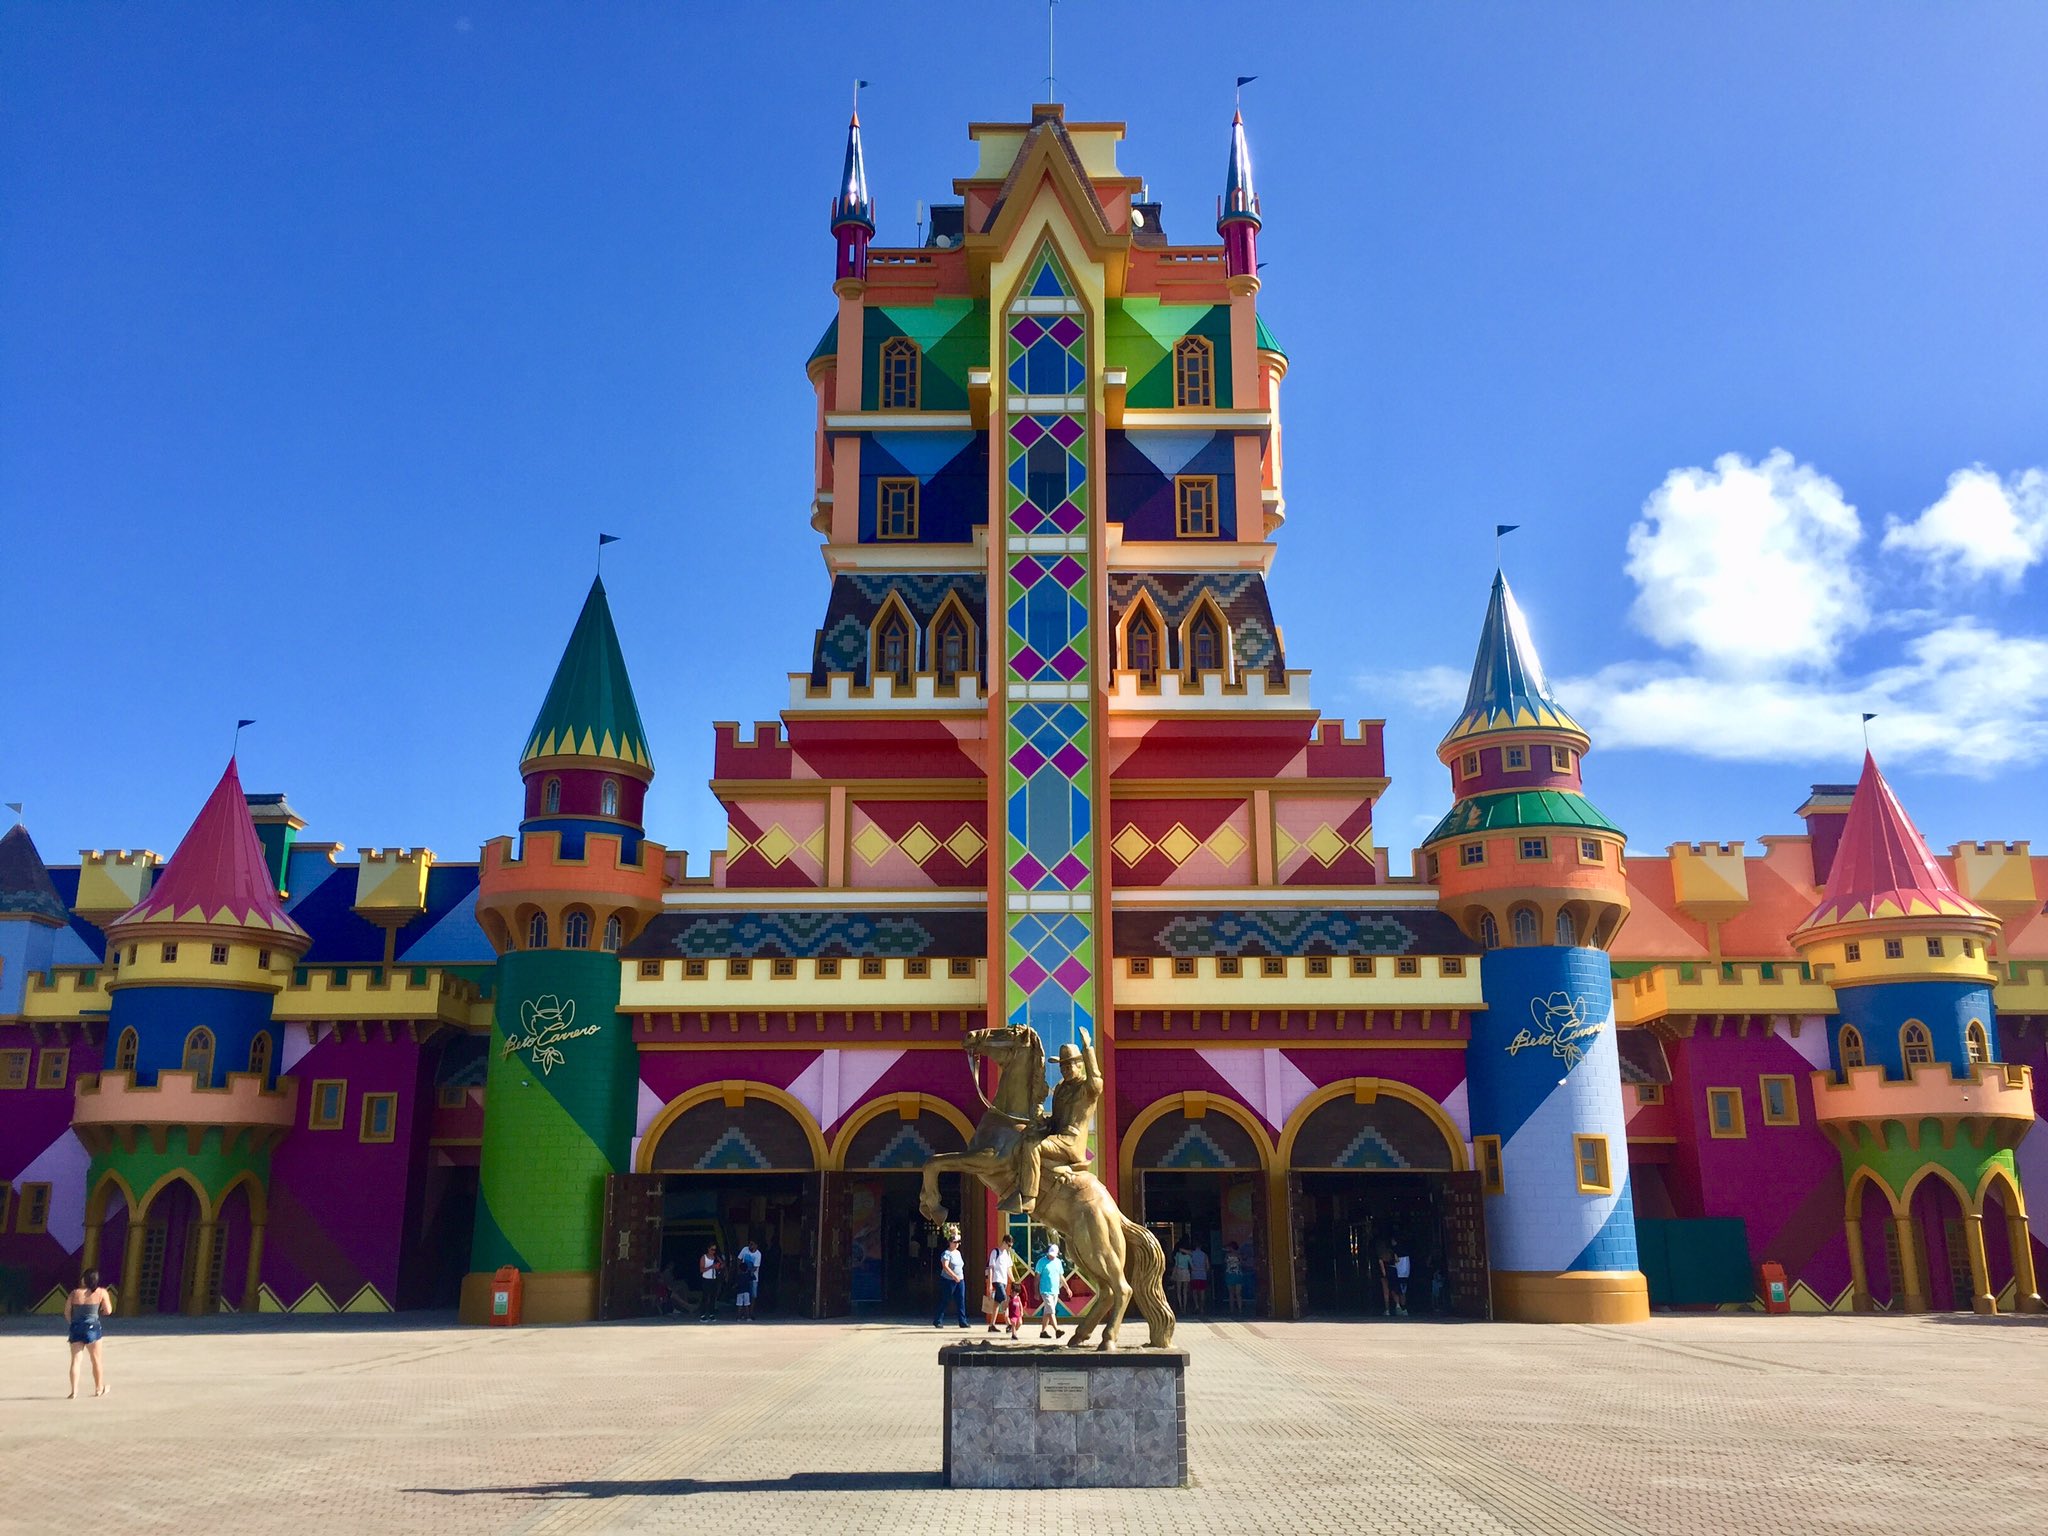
[916,199,925,245]
[1044,0,1058,101]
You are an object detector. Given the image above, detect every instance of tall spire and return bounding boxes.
[1218,109,1261,280]
[831,111,875,283]
[107,758,307,943]
[521,576,652,775]
[1440,570,1586,749]
[1797,753,1993,934]
[0,824,67,925]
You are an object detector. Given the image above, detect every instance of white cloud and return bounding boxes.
[1624,450,1866,673]
[1881,466,2048,588]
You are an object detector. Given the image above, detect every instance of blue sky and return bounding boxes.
[4,3,2044,873]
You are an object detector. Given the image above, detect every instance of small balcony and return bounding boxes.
[73,1070,298,1151]
[1808,1061,2035,1152]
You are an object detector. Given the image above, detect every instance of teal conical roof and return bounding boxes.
[521,577,653,773]
[1440,570,1585,749]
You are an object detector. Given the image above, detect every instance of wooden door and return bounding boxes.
[1442,1169,1491,1319]
[598,1173,665,1320]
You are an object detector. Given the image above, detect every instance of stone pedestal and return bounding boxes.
[939,1342,1188,1488]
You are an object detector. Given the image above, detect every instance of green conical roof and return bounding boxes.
[521,577,653,773]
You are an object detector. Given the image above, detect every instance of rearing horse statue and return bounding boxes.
[919,1024,1174,1350]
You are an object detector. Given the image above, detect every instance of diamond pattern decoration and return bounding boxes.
[945,824,988,863]
[852,822,894,866]
[1274,822,1376,868]
[1207,823,1248,864]
[1157,824,1201,864]
[1112,825,1153,865]
[898,825,939,864]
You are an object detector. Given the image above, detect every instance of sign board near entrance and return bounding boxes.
[1038,1370,1089,1411]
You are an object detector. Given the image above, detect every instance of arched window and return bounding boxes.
[1901,1021,1933,1067]
[1126,610,1160,686]
[1510,908,1539,947]
[114,1028,139,1074]
[601,778,620,817]
[1966,1020,1989,1065]
[564,911,591,950]
[543,777,561,814]
[1555,911,1577,947]
[1839,1024,1865,1070]
[182,1027,215,1084]
[876,611,912,687]
[879,336,921,410]
[603,915,623,952]
[527,911,549,950]
[933,607,973,688]
[248,1031,272,1080]
[1479,913,1500,950]
[1173,336,1214,407]
[1187,611,1225,678]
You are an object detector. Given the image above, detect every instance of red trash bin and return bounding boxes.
[1757,1261,1791,1314]
[488,1266,524,1326]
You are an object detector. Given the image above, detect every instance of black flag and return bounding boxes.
[1496,524,1521,538]
[598,534,621,547]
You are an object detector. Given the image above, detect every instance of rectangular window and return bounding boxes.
[1306,956,1331,977]
[815,957,840,978]
[1461,752,1480,777]
[1519,837,1549,861]
[1350,957,1375,977]
[0,1050,27,1090]
[1426,852,1441,882]
[436,1084,467,1110]
[1172,957,1198,978]
[1883,939,1904,960]
[1395,957,1420,977]
[727,959,752,978]
[770,957,797,978]
[1925,937,1944,958]
[1440,957,1465,977]
[1844,941,1861,963]
[1574,1134,1613,1194]
[1707,1087,1746,1139]
[360,1092,398,1144]
[1174,337,1214,407]
[1552,746,1573,771]
[257,948,270,969]
[210,943,229,965]
[639,959,662,978]
[949,958,976,978]
[161,942,178,963]
[685,958,709,979]
[1635,1083,1664,1105]
[1963,939,1976,959]
[1218,956,1242,977]
[18,1182,51,1235]
[860,958,885,978]
[1175,475,1219,538]
[906,958,930,978]
[1760,1074,1799,1126]
[1261,957,1286,977]
[1460,842,1485,867]
[1579,839,1602,863]
[1504,746,1526,770]
[309,1079,347,1130]
[1128,957,1153,977]
[876,477,918,539]
[1475,1135,1505,1196]
[35,1049,69,1089]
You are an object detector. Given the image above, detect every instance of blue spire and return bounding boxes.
[831,112,874,233]
[1220,110,1259,227]
[1440,570,1585,747]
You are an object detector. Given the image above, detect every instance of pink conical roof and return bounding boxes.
[109,758,308,943]
[1797,753,1993,932]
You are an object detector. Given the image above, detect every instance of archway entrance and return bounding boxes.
[1282,1084,1471,1319]
[1850,1174,1898,1311]
[1126,1100,1271,1317]
[134,1178,204,1315]
[834,1102,970,1317]
[638,1087,824,1317]
[1907,1173,1975,1313]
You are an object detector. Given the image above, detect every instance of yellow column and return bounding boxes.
[244,1222,267,1312]
[82,1220,102,1275]
[185,1220,218,1317]
[1265,1166,1295,1319]
[1960,1213,1996,1315]
[1893,1214,1928,1313]
[1843,1215,1871,1312]
[120,1223,146,1310]
[2009,1213,2044,1313]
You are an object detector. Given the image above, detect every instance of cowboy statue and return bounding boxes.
[1001,1028,1101,1216]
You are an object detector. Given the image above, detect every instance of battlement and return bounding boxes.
[23,966,112,1019]
[354,847,435,920]
[785,672,985,712]
[1996,962,2048,1015]
[72,850,159,923]
[477,830,666,909]
[276,965,484,1027]
[1668,841,1750,917]
[1810,1060,2035,1142]
[1615,960,1836,1026]
[1947,840,2040,913]
[74,1069,298,1131]
[1106,667,1316,713]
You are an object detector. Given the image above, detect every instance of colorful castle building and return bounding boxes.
[2,101,2042,1324]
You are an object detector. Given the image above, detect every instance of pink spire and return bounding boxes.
[1798,753,1992,931]
[110,758,307,941]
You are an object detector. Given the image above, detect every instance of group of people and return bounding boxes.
[933,1231,1073,1340]
[1169,1238,1252,1316]
[651,1238,765,1321]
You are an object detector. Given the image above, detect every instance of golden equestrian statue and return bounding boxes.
[918,1024,1174,1350]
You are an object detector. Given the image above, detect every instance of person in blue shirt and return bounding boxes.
[1034,1242,1072,1340]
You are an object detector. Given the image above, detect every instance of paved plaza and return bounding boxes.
[1,1311,2043,1534]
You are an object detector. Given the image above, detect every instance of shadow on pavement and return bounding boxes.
[409,1470,940,1498]
[0,1310,462,1337]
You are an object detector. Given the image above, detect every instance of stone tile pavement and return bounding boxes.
[1,1310,2043,1534]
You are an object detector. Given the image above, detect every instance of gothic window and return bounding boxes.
[879,336,921,410]
[875,610,913,686]
[543,778,561,814]
[1187,610,1225,677]
[527,911,549,950]
[182,1027,215,1084]
[1900,1021,1933,1067]
[1839,1024,1865,1070]
[114,1028,138,1074]
[601,778,620,817]
[564,912,591,950]
[603,915,623,952]
[1173,336,1214,407]
[877,477,919,539]
[1126,609,1161,685]
[1176,475,1219,538]
[1555,911,1576,946]
[1510,908,1539,946]
[1479,913,1500,950]
[248,1031,272,1080]
[1966,1020,1989,1065]
[933,602,974,688]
